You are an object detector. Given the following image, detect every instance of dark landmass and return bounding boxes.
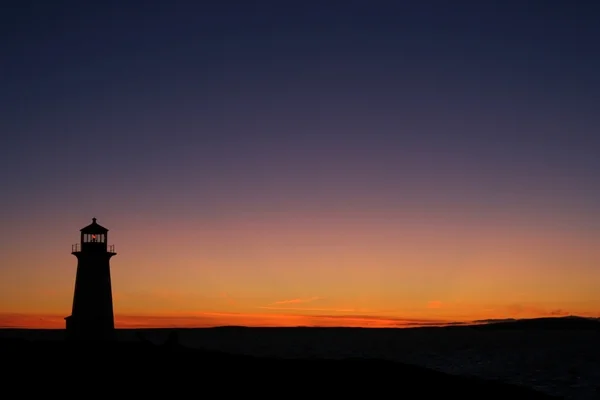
[1,334,560,398]
[469,316,600,330]
[2,316,599,398]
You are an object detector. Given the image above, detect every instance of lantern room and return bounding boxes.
[78,217,110,252]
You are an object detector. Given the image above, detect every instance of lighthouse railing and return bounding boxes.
[71,243,116,253]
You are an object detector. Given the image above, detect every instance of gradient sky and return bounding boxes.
[1,0,600,328]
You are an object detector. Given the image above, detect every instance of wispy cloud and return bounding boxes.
[259,306,357,312]
[427,300,443,309]
[271,296,322,305]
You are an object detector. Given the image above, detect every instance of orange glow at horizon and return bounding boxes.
[2,304,599,330]
[1,209,600,329]
[0,312,460,329]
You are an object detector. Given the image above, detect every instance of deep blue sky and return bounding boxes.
[2,0,599,229]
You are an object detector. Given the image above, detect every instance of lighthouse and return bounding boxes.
[65,218,116,341]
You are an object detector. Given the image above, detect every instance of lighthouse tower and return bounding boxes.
[65,218,116,341]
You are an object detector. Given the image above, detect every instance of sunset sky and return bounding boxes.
[1,1,600,329]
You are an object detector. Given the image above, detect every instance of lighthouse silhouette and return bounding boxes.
[65,218,117,341]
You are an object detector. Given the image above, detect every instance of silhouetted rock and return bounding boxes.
[0,338,560,398]
[163,330,181,348]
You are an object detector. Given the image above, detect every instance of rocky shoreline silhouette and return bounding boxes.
[2,333,560,398]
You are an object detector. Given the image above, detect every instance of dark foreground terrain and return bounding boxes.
[1,334,560,398]
[2,317,599,398]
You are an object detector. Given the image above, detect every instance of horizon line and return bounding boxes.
[1,314,596,330]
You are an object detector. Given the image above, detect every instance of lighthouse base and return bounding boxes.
[65,315,115,341]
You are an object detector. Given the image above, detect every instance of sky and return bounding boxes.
[1,0,600,328]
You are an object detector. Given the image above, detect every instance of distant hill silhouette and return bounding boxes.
[1,336,560,398]
[469,316,600,331]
